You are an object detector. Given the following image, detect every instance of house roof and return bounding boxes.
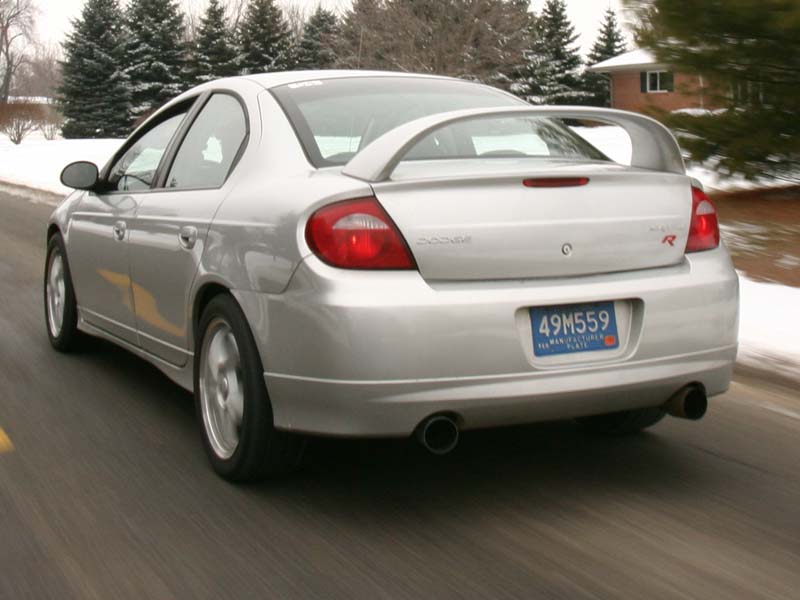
[587,48,666,73]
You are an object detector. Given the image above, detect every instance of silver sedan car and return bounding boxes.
[45,71,739,482]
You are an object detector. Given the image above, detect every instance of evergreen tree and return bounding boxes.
[510,14,559,104]
[538,0,587,104]
[190,0,239,83]
[511,0,588,105]
[585,8,627,106]
[296,6,339,70]
[625,0,800,183]
[59,0,131,138]
[238,0,295,74]
[124,0,187,122]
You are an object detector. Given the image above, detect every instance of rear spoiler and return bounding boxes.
[341,106,685,183]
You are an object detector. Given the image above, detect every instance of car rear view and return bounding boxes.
[255,75,738,448]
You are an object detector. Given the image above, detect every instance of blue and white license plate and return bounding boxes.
[531,301,619,357]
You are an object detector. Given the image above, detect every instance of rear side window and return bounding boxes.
[165,94,248,190]
[272,77,608,167]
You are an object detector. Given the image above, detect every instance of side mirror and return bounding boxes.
[60,161,99,190]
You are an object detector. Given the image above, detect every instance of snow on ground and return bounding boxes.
[0,132,121,196]
[738,275,800,380]
[572,125,796,193]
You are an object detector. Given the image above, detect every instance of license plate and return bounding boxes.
[531,301,619,357]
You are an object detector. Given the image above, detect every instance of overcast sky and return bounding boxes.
[38,0,633,58]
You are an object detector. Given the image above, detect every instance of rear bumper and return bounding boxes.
[234,247,739,437]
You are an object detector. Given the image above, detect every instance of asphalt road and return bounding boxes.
[1,190,799,600]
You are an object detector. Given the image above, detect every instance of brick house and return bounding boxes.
[587,48,717,114]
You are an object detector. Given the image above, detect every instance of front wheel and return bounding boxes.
[195,294,305,482]
[44,233,83,352]
[576,406,666,435]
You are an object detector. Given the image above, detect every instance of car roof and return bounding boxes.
[241,70,458,90]
[135,71,500,140]
[161,70,462,113]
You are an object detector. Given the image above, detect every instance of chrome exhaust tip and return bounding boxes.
[416,415,459,455]
[664,385,708,420]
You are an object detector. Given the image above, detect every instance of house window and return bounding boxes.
[732,80,764,106]
[641,71,674,93]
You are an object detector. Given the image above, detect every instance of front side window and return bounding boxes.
[165,94,248,190]
[107,111,188,192]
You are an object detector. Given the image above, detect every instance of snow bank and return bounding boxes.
[572,125,796,193]
[738,275,800,380]
[0,133,122,196]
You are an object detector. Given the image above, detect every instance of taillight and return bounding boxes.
[305,197,416,269]
[686,186,720,253]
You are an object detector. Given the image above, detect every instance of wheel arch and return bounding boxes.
[192,281,232,345]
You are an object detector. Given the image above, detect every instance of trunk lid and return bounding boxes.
[372,160,693,281]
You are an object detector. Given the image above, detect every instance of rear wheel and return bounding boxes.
[576,406,666,435]
[195,294,305,482]
[44,233,83,352]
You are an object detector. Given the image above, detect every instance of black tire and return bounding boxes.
[194,294,305,482]
[576,406,666,435]
[44,233,83,352]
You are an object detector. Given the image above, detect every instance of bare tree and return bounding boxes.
[184,0,205,43]
[333,0,530,85]
[0,0,35,104]
[282,2,309,44]
[11,42,59,98]
[224,0,249,31]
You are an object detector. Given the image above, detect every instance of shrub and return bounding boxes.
[38,107,64,140]
[0,103,45,145]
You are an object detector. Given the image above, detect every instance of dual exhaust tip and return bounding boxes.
[415,385,707,455]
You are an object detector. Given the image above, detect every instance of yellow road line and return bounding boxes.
[0,427,13,454]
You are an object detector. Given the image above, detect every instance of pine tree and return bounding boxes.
[625,0,800,183]
[59,0,131,138]
[238,0,295,74]
[124,0,187,122]
[190,0,239,84]
[511,14,556,104]
[588,7,627,65]
[511,0,589,105]
[296,6,339,70]
[585,8,627,106]
[538,0,587,104]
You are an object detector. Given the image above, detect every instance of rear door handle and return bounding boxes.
[178,226,198,250]
[112,220,126,241]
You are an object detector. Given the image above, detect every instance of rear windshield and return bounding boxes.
[271,77,609,168]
